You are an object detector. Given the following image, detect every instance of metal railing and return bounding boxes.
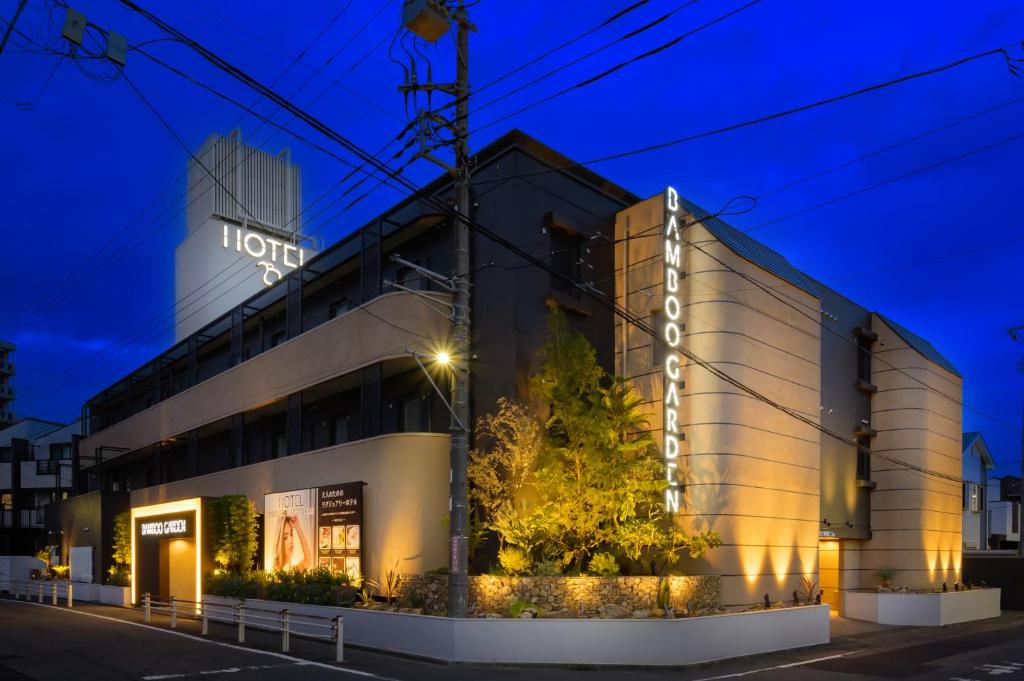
[7,580,74,608]
[140,594,344,662]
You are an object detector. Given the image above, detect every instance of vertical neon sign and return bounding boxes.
[663,187,682,513]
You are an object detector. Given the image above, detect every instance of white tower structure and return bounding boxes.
[175,131,316,341]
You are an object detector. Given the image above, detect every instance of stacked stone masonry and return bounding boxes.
[396,574,720,617]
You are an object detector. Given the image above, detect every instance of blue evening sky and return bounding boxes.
[1,0,1022,471]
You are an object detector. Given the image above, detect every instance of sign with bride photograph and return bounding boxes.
[264,481,364,580]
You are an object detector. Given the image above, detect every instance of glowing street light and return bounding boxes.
[435,350,451,366]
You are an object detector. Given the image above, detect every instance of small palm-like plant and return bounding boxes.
[798,576,817,604]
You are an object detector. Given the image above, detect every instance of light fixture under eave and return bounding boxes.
[435,351,451,366]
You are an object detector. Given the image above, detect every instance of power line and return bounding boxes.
[744,130,1024,233]
[473,0,763,133]
[101,0,982,486]
[475,42,1024,178]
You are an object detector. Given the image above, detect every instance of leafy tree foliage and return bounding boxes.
[470,303,720,574]
[211,495,258,573]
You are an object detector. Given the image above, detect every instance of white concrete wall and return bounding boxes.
[203,595,830,666]
[614,195,822,607]
[130,433,451,585]
[844,588,1000,626]
[175,218,318,341]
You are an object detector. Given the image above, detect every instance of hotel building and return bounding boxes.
[58,131,962,612]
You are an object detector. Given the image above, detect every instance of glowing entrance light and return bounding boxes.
[663,186,683,514]
[435,350,451,366]
[223,224,307,287]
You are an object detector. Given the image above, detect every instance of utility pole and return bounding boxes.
[1007,325,1024,557]
[401,0,474,617]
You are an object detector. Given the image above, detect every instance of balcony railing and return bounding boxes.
[0,510,11,528]
[0,384,12,399]
[20,508,44,528]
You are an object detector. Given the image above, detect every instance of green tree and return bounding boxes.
[211,496,258,573]
[470,303,719,573]
[112,511,131,567]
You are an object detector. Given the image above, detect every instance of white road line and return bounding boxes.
[142,663,295,679]
[3,599,387,679]
[691,651,856,680]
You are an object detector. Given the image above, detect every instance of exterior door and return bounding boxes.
[819,540,840,614]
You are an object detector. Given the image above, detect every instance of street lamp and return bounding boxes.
[407,347,466,432]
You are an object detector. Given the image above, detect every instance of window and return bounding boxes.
[399,395,427,432]
[550,230,583,294]
[856,337,872,383]
[330,413,350,446]
[271,432,286,458]
[270,331,286,348]
[49,443,72,460]
[329,298,351,319]
[962,482,983,512]
[856,447,871,481]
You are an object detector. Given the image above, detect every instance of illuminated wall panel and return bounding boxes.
[615,193,822,607]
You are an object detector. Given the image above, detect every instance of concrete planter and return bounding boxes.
[844,588,1001,626]
[202,594,828,666]
[69,582,130,607]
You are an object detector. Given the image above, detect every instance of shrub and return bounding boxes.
[533,559,561,577]
[267,567,351,606]
[498,547,532,576]
[106,565,130,587]
[206,569,354,606]
[587,552,620,577]
[506,596,532,618]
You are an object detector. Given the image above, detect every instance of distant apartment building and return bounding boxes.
[0,418,78,555]
[0,340,15,428]
[987,475,1021,550]
[176,130,316,341]
[962,432,994,550]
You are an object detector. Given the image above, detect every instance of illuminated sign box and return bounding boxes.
[139,518,189,537]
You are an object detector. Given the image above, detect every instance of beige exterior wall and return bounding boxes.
[82,291,452,459]
[858,314,963,590]
[130,433,451,584]
[615,194,822,607]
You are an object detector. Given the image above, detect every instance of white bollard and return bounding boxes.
[37,582,43,603]
[280,610,289,652]
[51,582,57,606]
[237,604,245,644]
[144,593,151,623]
[201,600,208,636]
[170,596,177,629]
[335,615,344,663]
[67,583,73,609]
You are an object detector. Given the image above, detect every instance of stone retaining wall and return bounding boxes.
[396,574,719,617]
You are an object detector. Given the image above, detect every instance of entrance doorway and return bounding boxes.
[131,499,204,605]
[819,540,840,614]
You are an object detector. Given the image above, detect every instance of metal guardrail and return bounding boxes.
[7,580,74,608]
[2,583,344,663]
[140,594,344,662]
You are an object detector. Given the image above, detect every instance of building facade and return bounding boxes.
[962,432,994,550]
[615,190,963,611]
[76,131,630,597]
[0,340,15,428]
[987,475,1020,550]
[176,131,316,341]
[0,418,78,555]
[62,132,965,609]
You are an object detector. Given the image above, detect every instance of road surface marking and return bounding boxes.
[3,599,387,679]
[142,663,298,679]
[691,652,856,680]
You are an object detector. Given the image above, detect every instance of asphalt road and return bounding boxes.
[3,597,1024,680]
